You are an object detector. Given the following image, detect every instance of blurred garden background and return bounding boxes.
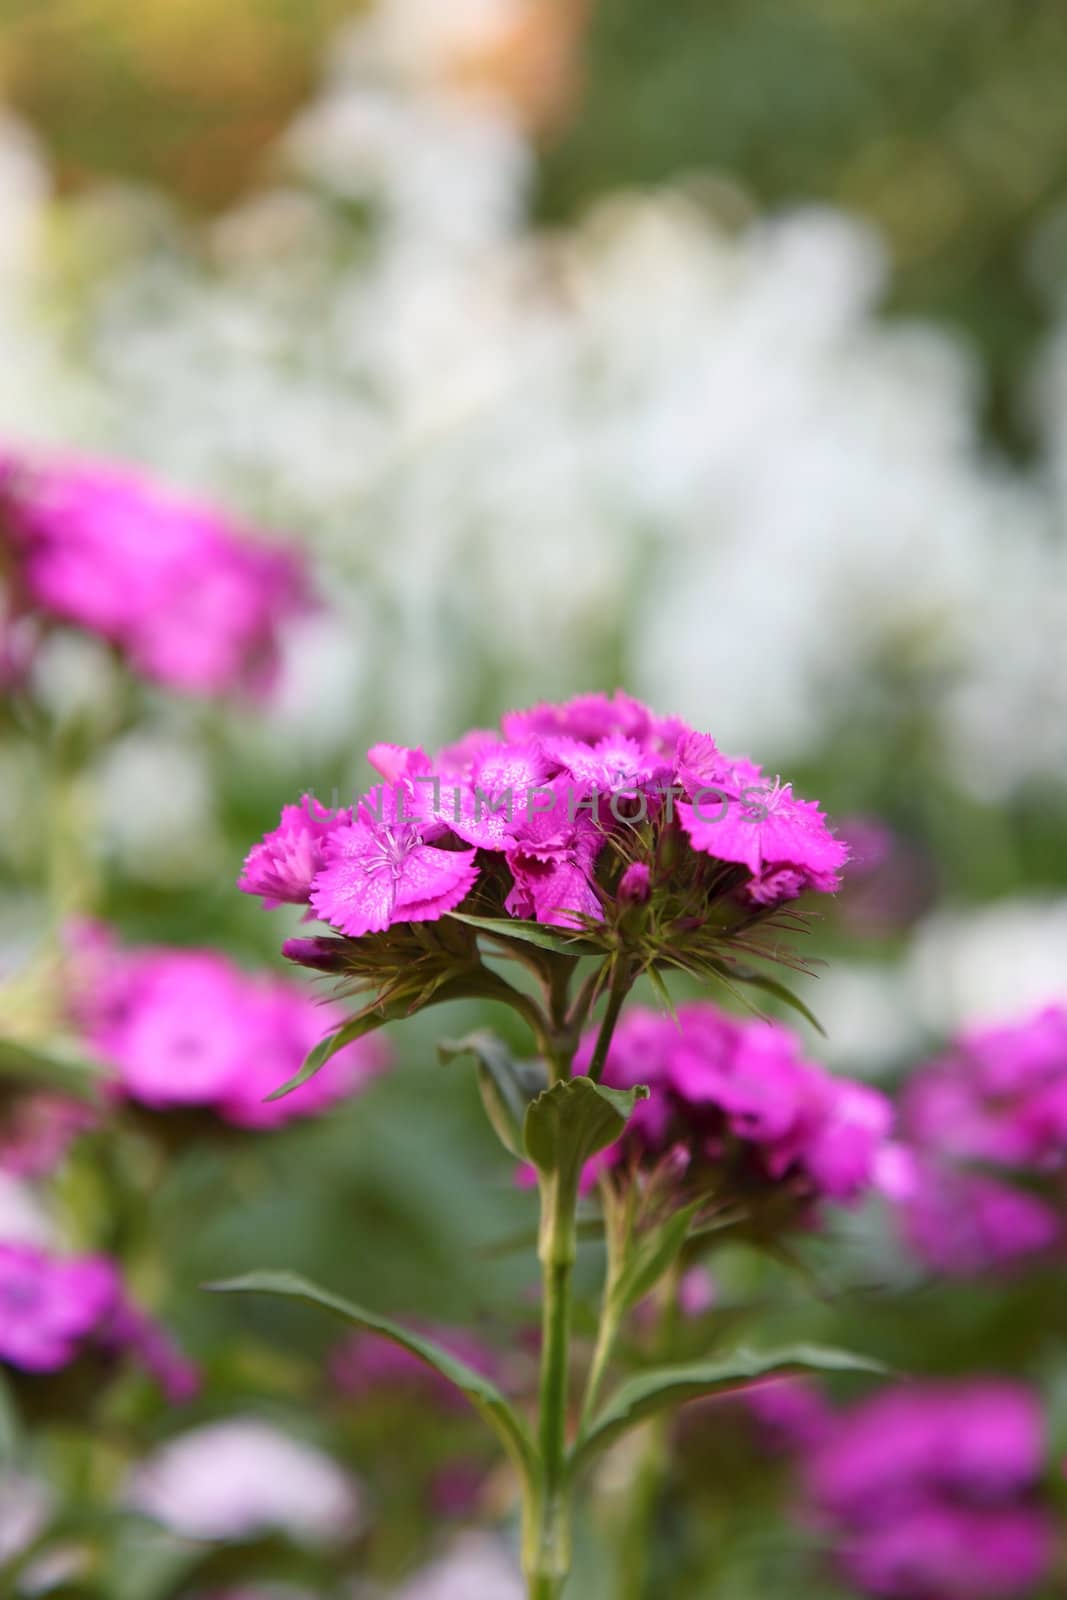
[2,1,1067,1596]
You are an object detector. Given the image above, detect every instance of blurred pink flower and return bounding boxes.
[804,1381,1053,1600]
[69,923,389,1126]
[0,1094,95,1178]
[0,1243,118,1371]
[0,450,308,697]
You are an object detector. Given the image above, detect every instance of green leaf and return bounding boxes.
[523,1077,649,1185]
[610,1199,704,1315]
[574,1344,885,1470]
[439,1031,546,1159]
[206,1270,537,1480]
[0,1037,101,1102]
[448,912,598,953]
[264,998,406,1102]
[726,967,826,1037]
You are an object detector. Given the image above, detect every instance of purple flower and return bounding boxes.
[242,694,847,968]
[904,1004,1067,1171]
[575,1002,893,1205]
[310,783,479,936]
[0,1243,119,1371]
[804,1382,1053,1600]
[678,761,848,905]
[238,795,352,909]
[70,923,389,1125]
[890,1004,1067,1274]
[503,777,605,929]
[896,1161,1059,1276]
[0,451,308,698]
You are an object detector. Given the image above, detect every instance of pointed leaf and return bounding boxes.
[265,998,406,1102]
[439,1031,545,1159]
[206,1270,537,1479]
[574,1344,885,1470]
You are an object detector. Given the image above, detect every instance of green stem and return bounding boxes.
[615,1263,682,1600]
[586,960,632,1083]
[524,1171,577,1599]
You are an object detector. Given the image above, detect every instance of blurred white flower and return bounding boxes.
[907,897,1067,1033]
[1,0,1066,787]
[0,1173,56,1247]
[93,729,220,882]
[0,1470,51,1565]
[125,1419,361,1544]
[393,1534,523,1600]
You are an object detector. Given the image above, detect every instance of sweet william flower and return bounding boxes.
[679,763,847,904]
[238,794,352,908]
[503,776,605,930]
[576,1001,893,1208]
[309,783,479,936]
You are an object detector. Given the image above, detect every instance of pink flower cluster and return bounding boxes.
[69,925,389,1127]
[804,1382,1053,1599]
[0,1241,195,1398]
[576,1001,893,1205]
[890,1005,1067,1274]
[0,451,308,697]
[241,692,847,936]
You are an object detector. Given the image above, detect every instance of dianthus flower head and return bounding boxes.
[251,692,844,953]
[242,695,847,1086]
[573,1001,892,1211]
[0,449,308,697]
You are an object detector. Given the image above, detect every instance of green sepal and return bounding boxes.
[206,1270,538,1482]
